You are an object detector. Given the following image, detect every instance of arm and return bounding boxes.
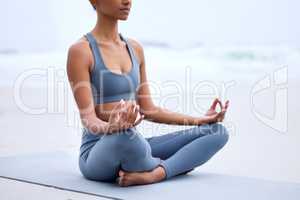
[129,39,211,126]
[66,41,109,134]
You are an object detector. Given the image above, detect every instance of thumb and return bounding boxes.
[134,114,145,126]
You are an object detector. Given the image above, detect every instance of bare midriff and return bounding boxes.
[94,99,137,122]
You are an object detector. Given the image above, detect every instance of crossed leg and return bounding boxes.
[117,123,229,186]
[145,123,230,180]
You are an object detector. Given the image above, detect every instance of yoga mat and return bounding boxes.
[0,150,299,200]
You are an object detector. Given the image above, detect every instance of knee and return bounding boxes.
[117,129,141,146]
[194,123,229,149]
[211,123,229,135]
[117,130,149,158]
[106,128,139,146]
[210,123,230,147]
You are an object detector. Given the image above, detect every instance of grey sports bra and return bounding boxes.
[84,32,140,104]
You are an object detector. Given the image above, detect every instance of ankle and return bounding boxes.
[152,166,166,182]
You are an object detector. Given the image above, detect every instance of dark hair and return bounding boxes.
[89,0,96,10]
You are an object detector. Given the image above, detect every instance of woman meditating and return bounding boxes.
[66,0,230,187]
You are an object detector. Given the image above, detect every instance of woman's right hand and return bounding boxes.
[105,99,145,134]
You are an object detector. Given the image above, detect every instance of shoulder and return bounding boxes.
[67,37,93,70]
[68,37,91,59]
[126,37,145,65]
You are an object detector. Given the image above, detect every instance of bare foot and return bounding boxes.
[117,166,166,187]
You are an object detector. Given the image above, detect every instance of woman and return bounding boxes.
[67,0,230,187]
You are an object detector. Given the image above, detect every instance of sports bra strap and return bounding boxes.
[85,32,102,68]
[119,33,138,63]
[85,32,138,72]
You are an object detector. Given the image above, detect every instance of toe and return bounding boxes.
[119,170,125,177]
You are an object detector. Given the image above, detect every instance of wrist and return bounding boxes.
[82,116,110,135]
[196,116,209,126]
[88,123,108,135]
[184,117,205,126]
[103,122,113,134]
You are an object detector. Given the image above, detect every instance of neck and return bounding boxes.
[92,13,120,43]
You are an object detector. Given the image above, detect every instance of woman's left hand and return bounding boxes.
[201,98,229,124]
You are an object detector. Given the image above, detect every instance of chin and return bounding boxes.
[117,12,130,20]
[118,16,129,21]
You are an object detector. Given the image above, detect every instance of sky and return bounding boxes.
[0,0,297,52]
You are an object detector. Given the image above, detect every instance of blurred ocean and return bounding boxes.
[0,45,298,87]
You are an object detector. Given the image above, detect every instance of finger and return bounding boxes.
[221,106,227,113]
[110,99,126,119]
[134,111,141,124]
[121,100,129,113]
[219,113,225,121]
[220,107,226,114]
[126,102,135,122]
[130,103,138,123]
[134,114,145,126]
[216,109,225,117]
[112,112,121,123]
[217,99,224,110]
[220,112,226,121]
[124,103,134,124]
[120,122,129,131]
[136,104,140,112]
[119,118,129,129]
[113,99,125,111]
[110,107,119,120]
[221,109,226,116]
[109,110,120,125]
[124,121,133,130]
[129,104,139,124]
[225,100,229,109]
[130,104,140,124]
[120,109,128,123]
[221,108,227,120]
[118,101,129,119]
[211,98,223,112]
[218,110,226,120]
[210,98,219,110]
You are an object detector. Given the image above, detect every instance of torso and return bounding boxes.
[79,35,139,122]
[94,100,137,121]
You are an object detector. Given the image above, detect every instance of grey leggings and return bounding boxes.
[78,123,229,182]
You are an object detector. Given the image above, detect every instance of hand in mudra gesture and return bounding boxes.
[202,98,229,124]
[106,99,145,134]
